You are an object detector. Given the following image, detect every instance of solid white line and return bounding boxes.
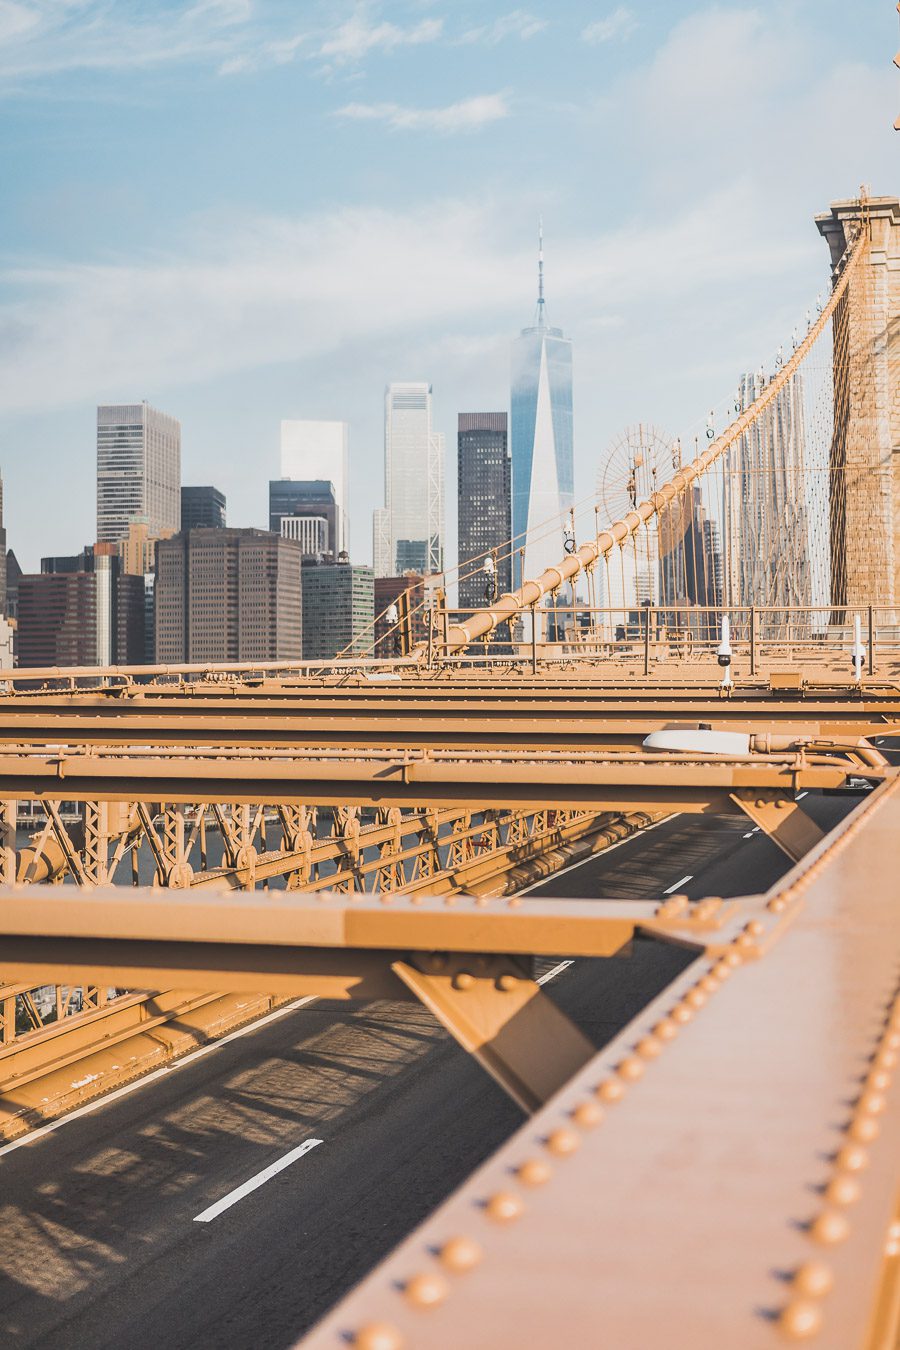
[663,874,692,895]
[796,791,808,800]
[515,813,677,895]
[193,1138,323,1223]
[0,995,320,1161]
[537,960,573,986]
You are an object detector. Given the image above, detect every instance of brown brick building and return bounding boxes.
[155,528,303,663]
[17,547,145,668]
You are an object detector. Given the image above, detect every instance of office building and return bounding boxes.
[510,227,574,587]
[97,402,181,544]
[280,421,349,554]
[373,383,444,577]
[457,413,511,611]
[181,485,226,531]
[269,479,339,557]
[155,528,303,663]
[5,550,21,622]
[301,558,374,661]
[17,545,145,668]
[374,573,426,656]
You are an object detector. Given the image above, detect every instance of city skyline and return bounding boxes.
[0,3,893,574]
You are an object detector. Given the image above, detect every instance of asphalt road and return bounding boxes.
[0,792,861,1350]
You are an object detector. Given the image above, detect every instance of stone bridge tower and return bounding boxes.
[816,195,900,610]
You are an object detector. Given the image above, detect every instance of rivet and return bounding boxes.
[810,1210,850,1245]
[439,1236,483,1274]
[792,1261,834,1298]
[723,949,743,968]
[571,1100,604,1128]
[778,1300,824,1339]
[848,1115,880,1144]
[825,1174,860,1207]
[596,1078,625,1104]
[876,1048,898,1071]
[858,1092,887,1116]
[745,919,765,937]
[636,1035,662,1059]
[767,896,787,913]
[886,1032,900,1051]
[617,1056,644,1082]
[671,1004,693,1025]
[684,988,707,1011]
[867,1070,891,1093]
[485,1191,524,1223]
[652,1018,678,1041]
[517,1157,552,1186]
[546,1127,580,1157]
[699,974,719,995]
[353,1323,405,1350]
[835,1144,868,1173]
[452,971,475,991]
[497,974,519,993]
[735,932,756,951]
[404,1273,449,1309]
[713,960,732,980]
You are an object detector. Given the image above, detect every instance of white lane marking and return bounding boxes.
[537,960,573,986]
[796,791,808,800]
[194,1138,323,1223]
[0,996,320,1161]
[663,875,692,895]
[516,814,677,895]
[743,832,754,839]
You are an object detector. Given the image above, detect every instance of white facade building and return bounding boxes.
[97,402,181,544]
[280,420,350,555]
[373,383,444,578]
[280,514,329,555]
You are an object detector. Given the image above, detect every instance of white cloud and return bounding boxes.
[334,92,510,132]
[317,13,442,65]
[458,10,546,46]
[0,0,257,78]
[581,6,637,45]
[0,187,814,418]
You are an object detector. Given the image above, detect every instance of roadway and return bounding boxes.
[0,792,859,1350]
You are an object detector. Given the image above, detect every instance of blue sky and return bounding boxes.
[0,0,896,571]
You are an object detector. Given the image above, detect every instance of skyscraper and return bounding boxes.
[301,558,374,660]
[280,421,350,554]
[181,485,226,531]
[373,383,444,577]
[269,479,339,556]
[510,226,574,588]
[155,529,303,663]
[17,545,145,668]
[457,413,511,610]
[97,402,181,544]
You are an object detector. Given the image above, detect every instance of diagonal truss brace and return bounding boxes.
[729,788,826,863]
[392,953,596,1114]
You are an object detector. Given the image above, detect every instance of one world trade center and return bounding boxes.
[510,224,574,589]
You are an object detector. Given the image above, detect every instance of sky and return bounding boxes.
[0,0,896,573]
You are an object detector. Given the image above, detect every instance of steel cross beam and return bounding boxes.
[0,747,867,811]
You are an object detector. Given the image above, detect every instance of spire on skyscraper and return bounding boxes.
[536,217,546,328]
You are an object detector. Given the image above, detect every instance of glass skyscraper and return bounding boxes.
[373,382,444,577]
[510,231,573,588]
[96,402,181,544]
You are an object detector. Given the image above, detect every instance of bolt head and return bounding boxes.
[810,1210,850,1245]
[517,1157,553,1186]
[452,971,475,991]
[404,1273,449,1309]
[485,1191,524,1224]
[439,1237,483,1274]
[353,1323,405,1350]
